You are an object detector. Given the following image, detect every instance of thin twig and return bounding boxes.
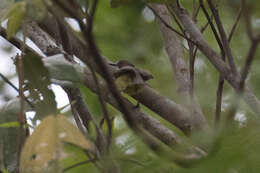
[192,1,201,22]
[45,3,109,155]
[239,41,259,91]
[0,73,34,108]
[215,7,242,126]
[68,0,168,166]
[200,0,224,54]
[16,54,26,169]
[62,158,97,172]
[226,0,259,122]
[200,0,226,126]
[42,4,95,133]
[80,0,138,133]
[228,7,242,42]
[148,5,198,45]
[166,5,185,34]
[64,87,93,131]
[54,0,164,154]
[242,0,254,40]
[188,17,210,98]
[215,77,224,126]
[1,8,186,153]
[215,7,241,126]
[71,106,86,134]
[89,0,98,19]
[206,0,238,75]
[85,0,112,151]
[88,61,112,152]
[215,44,226,126]
[0,73,19,93]
[227,40,260,121]
[188,41,195,97]
[56,0,137,133]
[189,6,213,96]
[200,15,214,33]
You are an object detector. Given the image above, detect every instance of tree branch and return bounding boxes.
[227,39,260,121]
[148,4,209,132]
[215,6,241,126]
[147,5,196,45]
[151,4,191,97]
[16,54,27,169]
[199,0,224,55]
[228,7,242,42]
[63,158,97,172]
[206,0,238,75]
[0,73,33,108]
[168,3,260,115]
[199,0,226,126]
[38,13,201,134]
[0,23,183,148]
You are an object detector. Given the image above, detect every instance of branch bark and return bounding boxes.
[0,23,182,147]
[38,14,204,134]
[168,3,260,115]
[150,4,209,132]
[206,0,238,75]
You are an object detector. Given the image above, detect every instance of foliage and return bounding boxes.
[0,0,259,173]
[20,115,94,173]
[2,1,26,38]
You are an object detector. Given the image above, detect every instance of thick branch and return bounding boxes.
[150,4,208,132]
[64,88,93,130]
[83,70,182,146]
[151,4,190,96]
[23,21,61,56]
[168,3,260,114]
[38,15,203,133]
[0,24,182,147]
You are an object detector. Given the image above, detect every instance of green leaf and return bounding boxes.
[61,143,98,173]
[20,115,94,173]
[23,52,57,119]
[80,86,103,118]
[0,0,14,19]
[0,98,26,172]
[6,1,26,38]
[0,168,9,173]
[43,54,85,86]
[0,121,19,128]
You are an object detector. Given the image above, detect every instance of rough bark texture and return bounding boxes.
[150,4,209,132]
[152,4,191,95]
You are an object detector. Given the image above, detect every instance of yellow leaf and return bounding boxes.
[20,115,94,173]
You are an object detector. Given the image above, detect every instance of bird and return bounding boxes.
[110,60,153,82]
[110,60,153,108]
